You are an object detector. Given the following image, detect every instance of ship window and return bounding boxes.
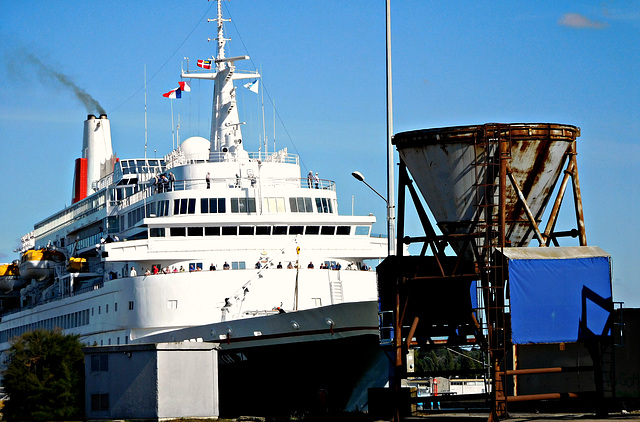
[167,300,178,309]
[205,227,220,236]
[355,226,370,236]
[336,226,351,235]
[114,303,118,312]
[289,197,313,213]
[239,226,254,235]
[263,197,286,213]
[188,227,203,236]
[106,304,109,313]
[231,261,246,270]
[129,301,134,310]
[174,198,196,215]
[305,226,320,235]
[150,228,165,237]
[157,200,170,216]
[289,226,304,235]
[170,227,186,236]
[98,306,101,315]
[316,198,333,213]
[222,226,237,236]
[321,226,336,235]
[255,226,271,235]
[201,198,225,213]
[146,202,156,217]
[231,198,256,213]
[273,226,287,235]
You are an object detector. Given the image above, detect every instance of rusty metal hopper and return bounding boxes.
[393,123,580,258]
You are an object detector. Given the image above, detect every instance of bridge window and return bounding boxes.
[231,198,256,213]
[174,198,196,215]
[290,197,313,213]
[201,198,226,213]
[315,197,333,213]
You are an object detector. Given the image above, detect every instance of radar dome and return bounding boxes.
[180,136,211,160]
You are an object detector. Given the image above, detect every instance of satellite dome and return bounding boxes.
[180,136,211,160]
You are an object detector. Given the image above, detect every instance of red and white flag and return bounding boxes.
[178,81,191,92]
[197,59,212,69]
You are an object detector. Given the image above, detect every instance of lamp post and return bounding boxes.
[351,171,396,256]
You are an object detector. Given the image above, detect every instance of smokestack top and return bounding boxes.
[87,114,96,120]
[99,114,108,119]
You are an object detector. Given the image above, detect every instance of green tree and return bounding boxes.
[3,328,85,421]
[416,348,484,373]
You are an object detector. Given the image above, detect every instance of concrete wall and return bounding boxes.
[84,342,218,420]
[157,343,219,418]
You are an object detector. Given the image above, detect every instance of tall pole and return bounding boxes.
[387,2,400,422]
[144,65,148,159]
[386,0,396,256]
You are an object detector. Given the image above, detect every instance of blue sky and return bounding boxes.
[0,2,638,305]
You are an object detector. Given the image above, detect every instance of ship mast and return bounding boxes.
[181,0,260,162]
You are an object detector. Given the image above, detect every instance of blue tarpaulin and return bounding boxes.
[505,247,612,344]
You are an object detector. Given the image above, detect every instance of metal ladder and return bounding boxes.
[328,272,344,305]
[472,124,511,418]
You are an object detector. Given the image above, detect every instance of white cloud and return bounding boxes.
[559,13,608,29]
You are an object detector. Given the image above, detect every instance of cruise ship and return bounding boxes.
[0,0,388,414]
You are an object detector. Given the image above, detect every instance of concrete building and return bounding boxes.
[84,342,218,420]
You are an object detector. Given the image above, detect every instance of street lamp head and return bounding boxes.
[351,171,365,182]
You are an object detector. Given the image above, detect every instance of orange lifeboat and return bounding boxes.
[0,262,22,293]
[19,248,66,281]
[67,257,88,272]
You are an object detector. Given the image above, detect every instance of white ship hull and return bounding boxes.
[0,273,386,414]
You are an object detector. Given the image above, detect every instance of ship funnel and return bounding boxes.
[393,123,580,258]
[73,114,115,203]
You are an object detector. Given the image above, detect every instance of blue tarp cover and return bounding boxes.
[509,255,612,344]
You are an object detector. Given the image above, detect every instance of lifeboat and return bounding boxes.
[67,257,88,272]
[19,248,66,281]
[0,262,22,293]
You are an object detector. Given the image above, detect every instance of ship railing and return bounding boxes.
[208,151,299,165]
[34,191,107,239]
[110,176,336,209]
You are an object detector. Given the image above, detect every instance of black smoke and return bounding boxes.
[22,52,106,115]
